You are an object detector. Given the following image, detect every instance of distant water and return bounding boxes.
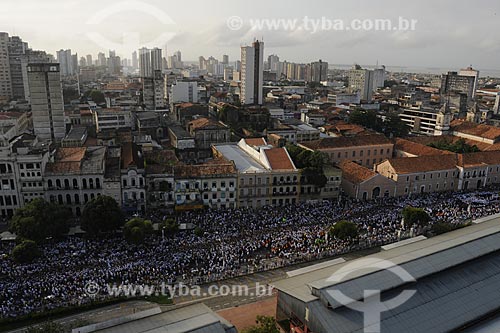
[330,64,500,78]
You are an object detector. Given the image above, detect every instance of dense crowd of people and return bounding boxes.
[1,189,499,319]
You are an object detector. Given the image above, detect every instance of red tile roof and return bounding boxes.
[451,120,500,141]
[383,155,458,174]
[339,160,376,184]
[264,148,295,170]
[394,138,453,156]
[244,138,267,146]
[301,134,391,150]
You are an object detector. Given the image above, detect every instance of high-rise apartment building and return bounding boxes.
[310,60,328,83]
[240,40,264,105]
[56,49,74,76]
[86,54,93,67]
[348,64,374,101]
[373,65,386,89]
[151,48,163,72]
[142,70,166,110]
[459,66,480,99]
[440,71,475,101]
[132,51,138,70]
[267,54,279,72]
[27,63,65,142]
[0,32,12,102]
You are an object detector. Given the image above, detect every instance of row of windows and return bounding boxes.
[48,178,101,189]
[335,148,391,159]
[0,195,18,206]
[123,177,144,187]
[50,192,100,205]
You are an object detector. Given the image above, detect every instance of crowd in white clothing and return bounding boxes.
[1,189,499,319]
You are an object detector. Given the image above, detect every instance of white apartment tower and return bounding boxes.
[56,49,74,76]
[27,63,65,142]
[240,40,264,105]
[348,64,374,101]
[459,66,480,99]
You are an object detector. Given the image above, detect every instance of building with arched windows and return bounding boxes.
[44,146,106,216]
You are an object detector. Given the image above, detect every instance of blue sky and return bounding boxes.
[1,0,499,69]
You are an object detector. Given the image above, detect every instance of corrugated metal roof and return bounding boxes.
[275,216,500,333]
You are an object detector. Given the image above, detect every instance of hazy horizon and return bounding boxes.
[2,0,499,70]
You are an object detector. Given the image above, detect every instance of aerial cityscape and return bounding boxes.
[1,1,500,332]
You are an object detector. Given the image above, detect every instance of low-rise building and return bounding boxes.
[187,117,230,150]
[339,160,396,200]
[375,155,459,196]
[299,134,393,168]
[213,138,299,208]
[174,159,237,210]
[94,108,133,132]
[120,142,146,214]
[44,146,106,216]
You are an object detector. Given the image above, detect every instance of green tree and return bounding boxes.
[428,138,480,153]
[81,196,124,236]
[88,90,105,104]
[164,218,179,236]
[329,220,359,241]
[123,218,153,244]
[349,109,379,128]
[242,316,279,333]
[402,207,430,228]
[194,226,204,237]
[383,113,409,137]
[301,167,328,188]
[9,198,71,242]
[11,240,41,264]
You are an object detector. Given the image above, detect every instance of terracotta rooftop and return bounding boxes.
[264,148,296,170]
[458,151,500,167]
[300,134,391,150]
[174,159,237,178]
[188,117,227,130]
[383,155,458,174]
[451,120,500,141]
[394,138,454,156]
[339,160,376,184]
[244,137,267,147]
[56,147,86,162]
[121,142,144,169]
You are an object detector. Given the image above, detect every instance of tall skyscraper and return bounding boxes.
[56,49,74,76]
[174,50,182,63]
[440,71,475,102]
[27,63,65,142]
[0,32,13,101]
[142,70,166,110]
[8,36,28,100]
[97,52,106,67]
[151,48,163,72]
[310,59,328,83]
[139,47,152,78]
[373,65,386,90]
[267,54,279,72]
[240,40,264,105]
[222,54,229,65]
[132,51,138,70]
[459,66,480,99]
[348,64,374,101]
[86,54,93,67]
